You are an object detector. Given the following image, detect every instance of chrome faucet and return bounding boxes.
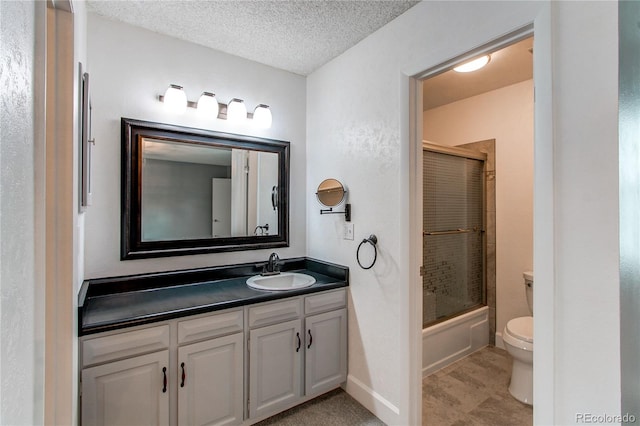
[262,252,281,276]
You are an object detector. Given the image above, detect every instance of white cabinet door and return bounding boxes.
[82,350,170,426]
[249,319,302,418]
[305,308,348,396]
[178,333,244,426]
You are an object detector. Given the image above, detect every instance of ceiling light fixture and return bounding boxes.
[453,55,491,73]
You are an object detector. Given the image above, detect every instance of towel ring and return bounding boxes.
[357,235,378,270]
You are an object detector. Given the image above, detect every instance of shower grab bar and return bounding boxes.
[423,227,483,236]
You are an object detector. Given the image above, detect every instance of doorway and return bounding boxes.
[417,32,534,424]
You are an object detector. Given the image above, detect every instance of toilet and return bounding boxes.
[503,271,534,405]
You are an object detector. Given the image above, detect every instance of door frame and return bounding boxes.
[406,11,555,423]
[44,2,78,425]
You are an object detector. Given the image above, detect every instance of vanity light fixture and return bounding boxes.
[453,55,491,73]
[226,98,247,123]
[196,92,219,118]
[162,84,188,114]
[252,104,272,129]
[158,86,272,127]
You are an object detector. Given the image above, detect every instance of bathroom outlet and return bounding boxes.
[343,223,354,240]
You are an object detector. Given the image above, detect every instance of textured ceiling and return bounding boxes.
[86,0,420,76]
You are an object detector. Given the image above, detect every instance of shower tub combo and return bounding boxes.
[421,143,492,376]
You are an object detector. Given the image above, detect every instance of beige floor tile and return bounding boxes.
[254,388,384,426]
[254,347,532,426]
[423,346,532,426]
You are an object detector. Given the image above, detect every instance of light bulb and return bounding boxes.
[453,55,490,73]
[163,84,187,114]
[252,104,272,129]
[227,98,247,123]
[197,92,219,118]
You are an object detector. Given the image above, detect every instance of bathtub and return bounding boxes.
[422,306,489,376]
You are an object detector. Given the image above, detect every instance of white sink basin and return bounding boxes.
[246,272,316,291]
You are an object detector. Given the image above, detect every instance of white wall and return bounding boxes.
[1,2,87,424]
[85,14,307,278]
[552,2,620,420]
[423,80,534,348]
[307,1,619,425]
[0,1,45,424]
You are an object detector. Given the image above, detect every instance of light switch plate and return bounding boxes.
[343,223,354,240]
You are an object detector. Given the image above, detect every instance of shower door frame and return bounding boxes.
[422,142,487,328]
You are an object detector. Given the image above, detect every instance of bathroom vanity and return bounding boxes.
[78,258,348,425]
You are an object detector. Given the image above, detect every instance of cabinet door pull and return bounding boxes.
[307,329,313,349]
[180,362,186,387]
[162,367,167,393]
[296,332,301,352]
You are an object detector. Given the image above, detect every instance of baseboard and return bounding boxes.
[495,331,505,349]
[345,374,400,425]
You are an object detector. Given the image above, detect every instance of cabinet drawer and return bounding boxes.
[177,309,243,345]
[82,324,170,367]
[305,289,346,315]
[248,297,302,328]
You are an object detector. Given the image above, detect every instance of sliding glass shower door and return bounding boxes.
[422,147,485,327]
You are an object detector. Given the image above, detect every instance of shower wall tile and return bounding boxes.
[457,139,496,348]
[458,139,495,172]
[487,242,497,345]
[424,291,437,323]
[486,177,496,213]
[486,212,496,245]
[423,233,484,325]
[489,307,497,346]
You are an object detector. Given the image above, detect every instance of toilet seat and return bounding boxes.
[503,316,533,351]
[506,316,533,342]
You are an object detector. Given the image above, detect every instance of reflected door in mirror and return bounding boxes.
[212,178,231,237]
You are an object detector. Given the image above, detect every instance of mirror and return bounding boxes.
[121,118,289,259]
[316,178,351,222]
[316,178,346,207]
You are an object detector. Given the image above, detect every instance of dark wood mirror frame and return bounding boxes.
[121,118,290,259]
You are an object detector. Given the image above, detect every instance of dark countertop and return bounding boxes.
[79,257,348,336]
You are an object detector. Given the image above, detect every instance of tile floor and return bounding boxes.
[255,346,532,426]
[422,346,533,425]
[253,388,385,426]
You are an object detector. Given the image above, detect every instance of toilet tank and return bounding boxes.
[523,271,533,313]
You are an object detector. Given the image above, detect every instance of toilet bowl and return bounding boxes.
[503,271,534,405]
[503,316,533,404]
